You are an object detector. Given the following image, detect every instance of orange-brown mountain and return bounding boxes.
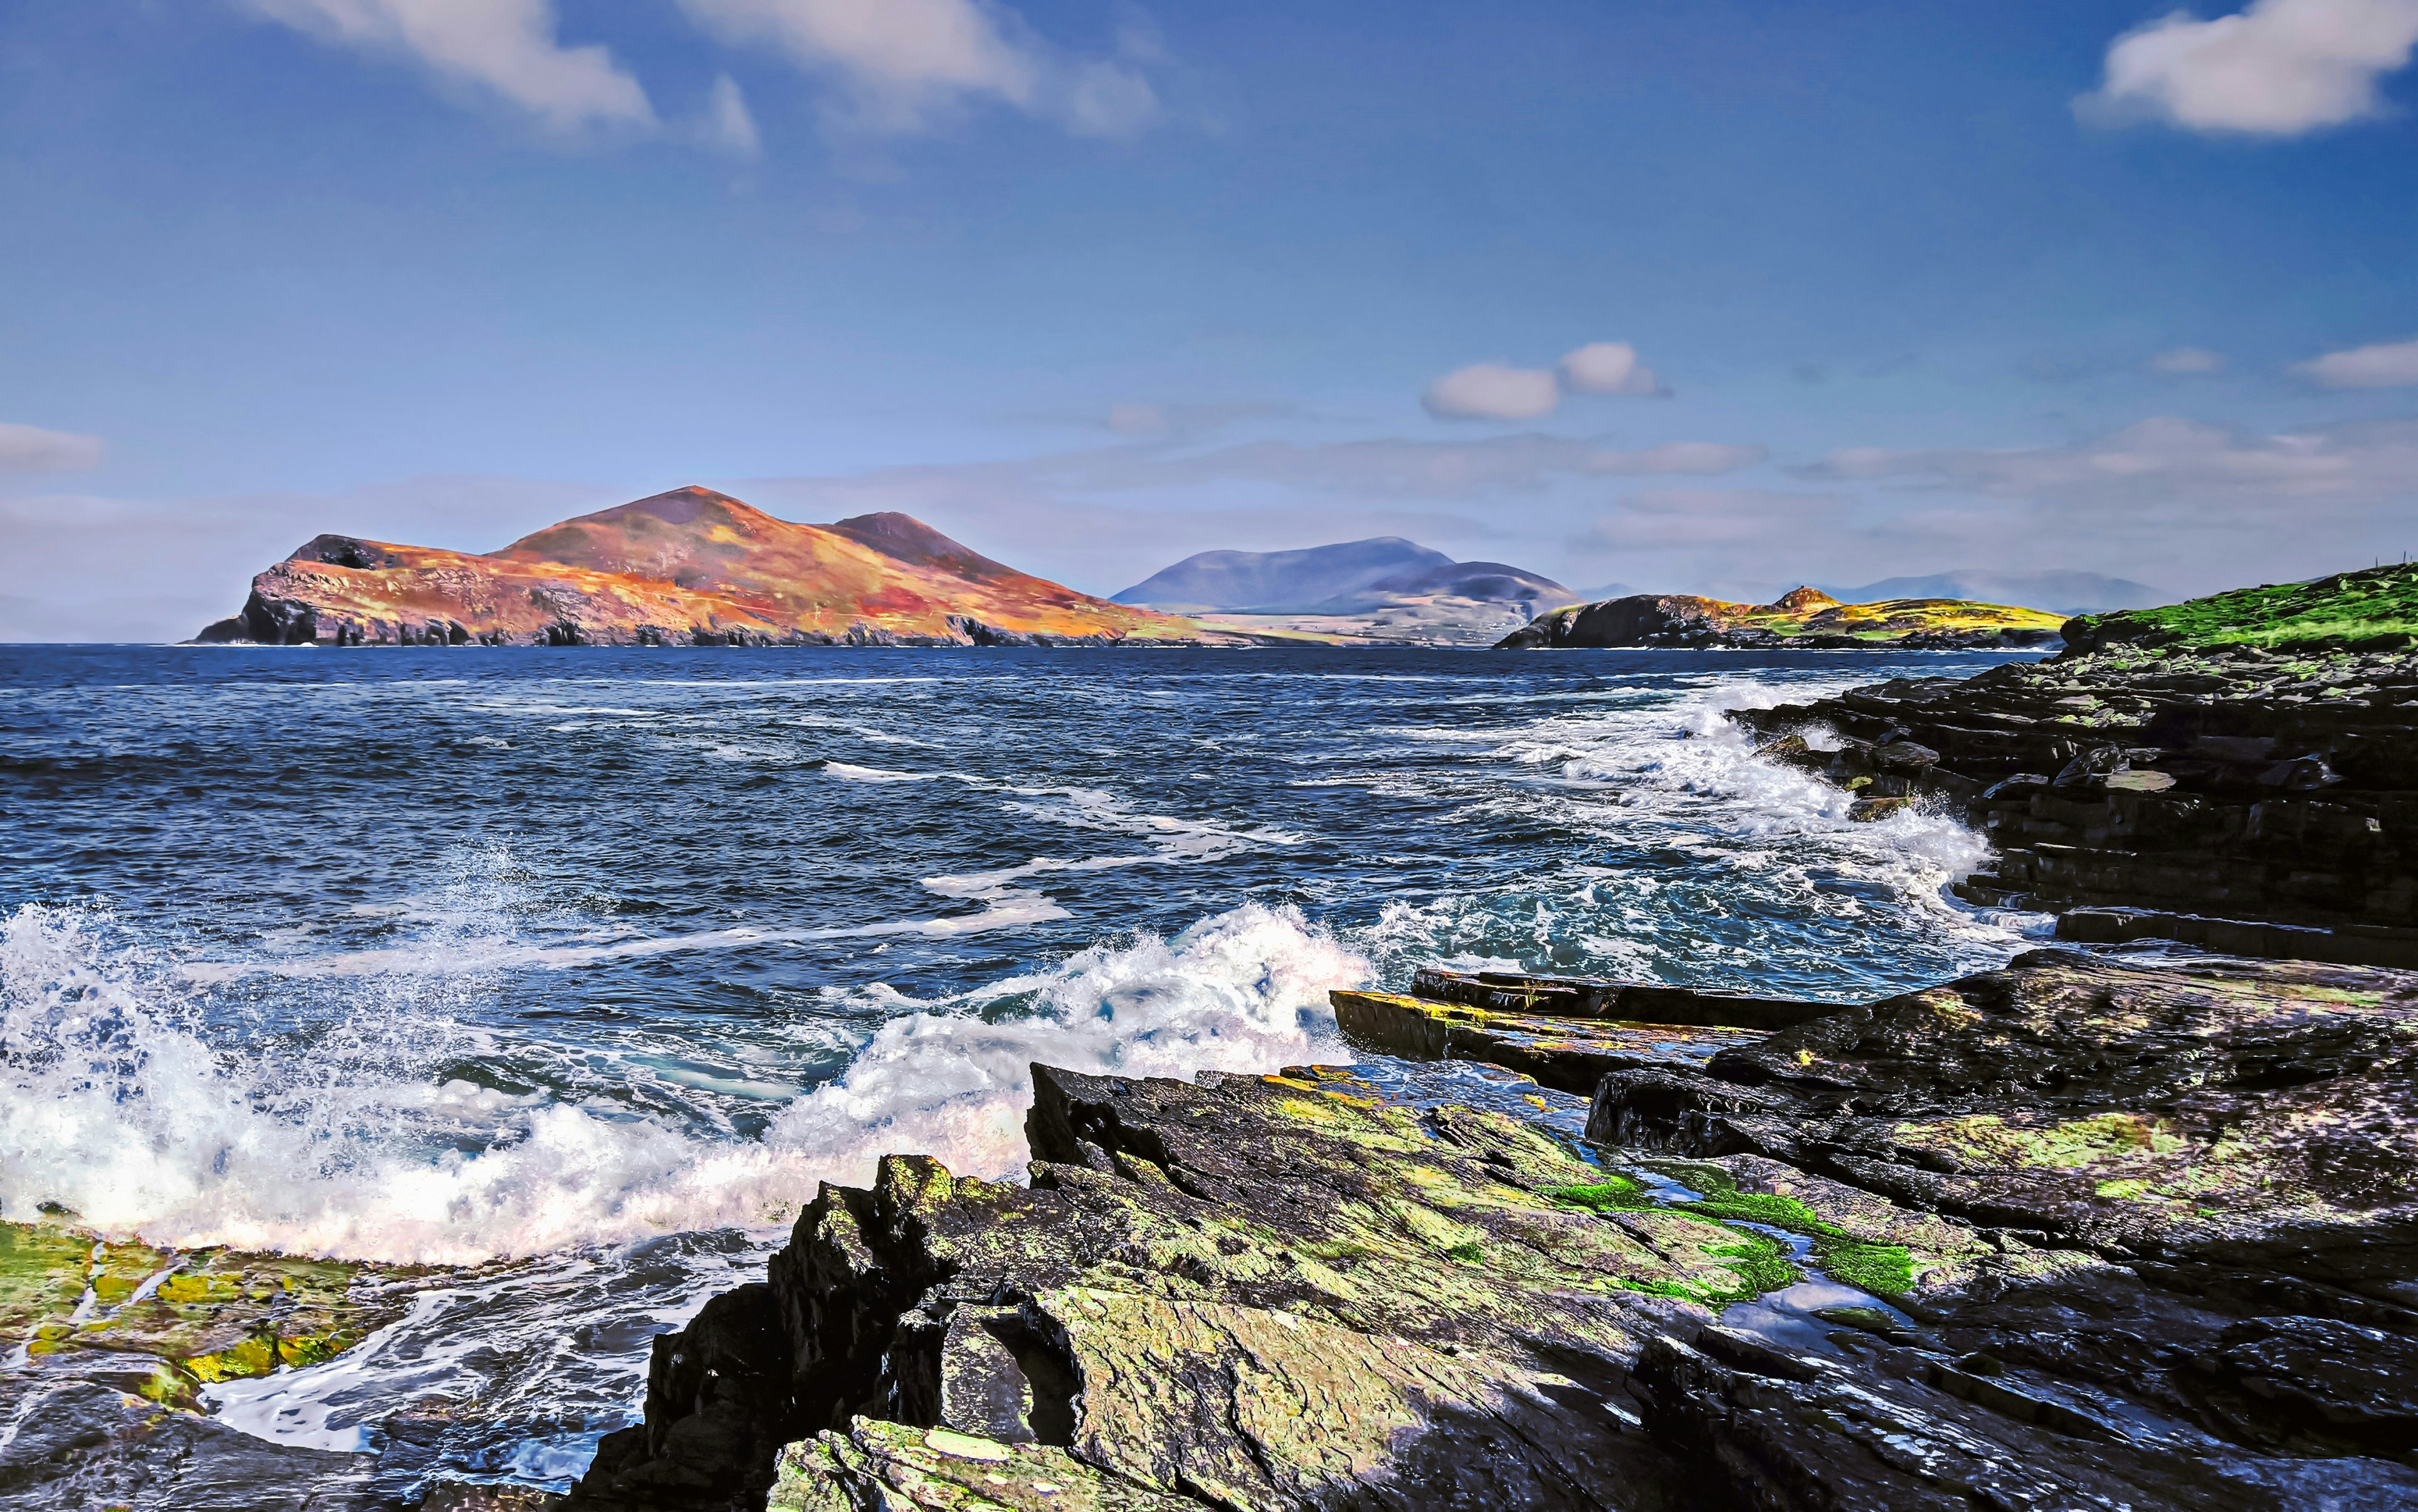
[195,488,1237,648]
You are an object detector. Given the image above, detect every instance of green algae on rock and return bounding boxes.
[2,1219,421,1393]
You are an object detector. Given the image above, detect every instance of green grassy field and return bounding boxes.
[2066,564,2418,653]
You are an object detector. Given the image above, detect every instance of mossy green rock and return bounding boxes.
[574,1064,1772,1509]
[1,1219,418,1393]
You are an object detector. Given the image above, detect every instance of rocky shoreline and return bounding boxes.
[557,951,2418,1511]
[1731,567,2418,966]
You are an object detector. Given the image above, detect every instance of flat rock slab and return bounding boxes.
[1331,989,1771,1092]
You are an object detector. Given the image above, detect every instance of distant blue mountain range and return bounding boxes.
[1116,538,1578,614]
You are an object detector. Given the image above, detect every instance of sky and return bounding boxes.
[3,0,2417,641]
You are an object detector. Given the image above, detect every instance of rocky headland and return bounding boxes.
[1494,586,2065,650]
[559,949,2418,1511]
[192,489,1259,649]
[1733,563,2418,965]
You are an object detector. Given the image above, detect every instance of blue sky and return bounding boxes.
[4,0,2417,638]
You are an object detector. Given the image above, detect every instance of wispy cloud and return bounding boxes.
[241,0,657,134]
[2292,336,2418,388]
[700,75,762,157]
[675,0,1161,137]
[2149,346,2227,375]
[2077,0,2418,137]
[1797,415,2418,518]
[0,421,105,473]
[1585,489,1842,549]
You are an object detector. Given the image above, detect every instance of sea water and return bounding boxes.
[0,644,2047,1491]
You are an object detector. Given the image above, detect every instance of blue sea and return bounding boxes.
[0,644,2047,1491]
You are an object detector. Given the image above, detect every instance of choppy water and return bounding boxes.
[0,645,2047,1493]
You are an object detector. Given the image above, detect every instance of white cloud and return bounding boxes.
[1425,341,1667,420]
[1558,341,1662,396]
[701,75,761,157]
[675,0,1159,136]
[0,422,105,473]
[2079,0,2418,136]
[2292,336,2418,387]
[1583,441,1765,475]
[2150,346,2227,374]
[243,0,655,132]
[1422,363,1561,421]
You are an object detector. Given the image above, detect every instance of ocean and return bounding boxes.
[0,643,2046,1492]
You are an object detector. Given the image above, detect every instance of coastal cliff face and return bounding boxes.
[1496,586,2064,650]
[193,489,1228,648]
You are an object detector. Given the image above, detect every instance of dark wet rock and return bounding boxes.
[1589,949,2418,1285]
[0,1366,376,1511]
[572,955,2418,1510]
[1329,986,1803,1092]
[1629,1326,2418,1511]
[1731,642,2418,958]
[1584,948,2418,1487]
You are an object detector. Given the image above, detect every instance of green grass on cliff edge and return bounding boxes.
[2069,563,2418,653]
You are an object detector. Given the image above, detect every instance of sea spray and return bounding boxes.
[0,897,1363,1262]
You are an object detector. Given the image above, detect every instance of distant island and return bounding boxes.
[1114,537,1585,647]
[194,487,1265,648]
[1496,586,2067,650]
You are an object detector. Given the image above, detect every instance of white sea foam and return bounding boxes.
[821,761,937,783]
[0,899,1362,1264]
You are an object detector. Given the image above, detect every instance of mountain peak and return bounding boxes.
[824,512,1020,584]
[1766,586,1839,613]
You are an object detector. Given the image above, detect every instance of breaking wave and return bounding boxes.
[0,899,1362,1264]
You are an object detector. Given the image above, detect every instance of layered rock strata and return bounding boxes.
[1496,586,2062,651]
[1331,968,1842,1093]
[1732,642,2418,960]
[566,952,2418,1511]
[1583,948,2418,1507]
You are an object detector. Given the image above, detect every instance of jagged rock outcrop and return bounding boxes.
[1730,564,2418,958]
[193,489,1244,648]
[1496,588,2062,650]
[1733,645,2418,960]
[568,949,2418,1510]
